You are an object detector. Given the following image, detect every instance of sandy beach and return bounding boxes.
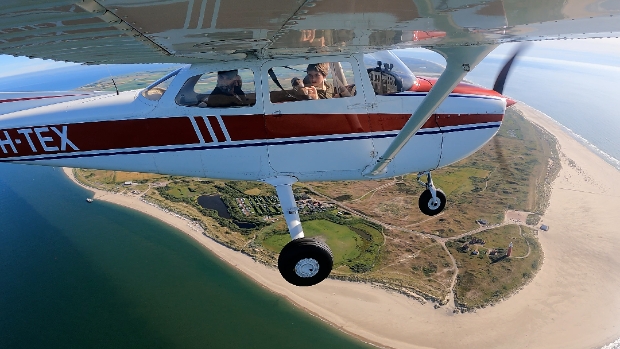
[63,103,620,349]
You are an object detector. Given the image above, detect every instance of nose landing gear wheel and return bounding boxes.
[418,189,446,216]
[278,238,333,286]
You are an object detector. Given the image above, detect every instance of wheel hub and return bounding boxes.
[294,258,320,278]
[428,198,441,210]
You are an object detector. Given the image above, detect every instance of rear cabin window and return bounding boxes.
[268,61,356,103]
[175,68,256,108]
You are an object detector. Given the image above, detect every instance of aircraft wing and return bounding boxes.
[1,0,619,64]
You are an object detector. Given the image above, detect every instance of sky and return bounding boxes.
[393,37,620,74]
[393,37,620,168]
[0,55,75,79]
[487,38,620,71]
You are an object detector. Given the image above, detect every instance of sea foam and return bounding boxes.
[601,337,620,349]
[524,105,620,171]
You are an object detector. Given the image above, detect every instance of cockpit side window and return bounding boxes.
[175,69,256,108]
[141,68,181,101]
[267,61,356,103]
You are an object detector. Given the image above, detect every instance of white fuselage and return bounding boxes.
[0,54,506,182]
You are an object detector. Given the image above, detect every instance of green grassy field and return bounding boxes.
[74,169,169,192]
[260,219,383,272]
[433,167,491,196]
[226,181,276,196]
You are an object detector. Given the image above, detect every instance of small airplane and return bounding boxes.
[1,0,618,286]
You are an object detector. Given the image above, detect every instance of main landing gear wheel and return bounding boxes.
[278,238,333,286]
[417,171,446,216]
[418,188,446,216]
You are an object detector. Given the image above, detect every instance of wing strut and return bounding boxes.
[363,45,497,177]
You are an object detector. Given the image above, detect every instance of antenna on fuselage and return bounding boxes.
[104,65,119,96]
[111,78,119,96]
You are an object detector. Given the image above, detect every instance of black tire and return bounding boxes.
[418,189,446,216]
[278,238,333,287]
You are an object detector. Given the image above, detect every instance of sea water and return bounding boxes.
[0,60,372,349]
[0,164,372,348]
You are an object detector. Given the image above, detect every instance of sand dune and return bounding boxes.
[63,103,620,349]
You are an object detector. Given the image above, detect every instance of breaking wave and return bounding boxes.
[601,337,620,349]
[529,106,620,171]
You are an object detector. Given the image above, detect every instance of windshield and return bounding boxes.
[364,50,417,93]
[141,68,182,101]
[74,66,182,94]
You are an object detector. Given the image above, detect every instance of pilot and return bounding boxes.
[200,70,248,108]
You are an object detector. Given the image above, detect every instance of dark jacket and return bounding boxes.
[206,86,248,107]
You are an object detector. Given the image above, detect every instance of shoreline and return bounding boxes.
[63,103,620,349]
[63,168,393,348]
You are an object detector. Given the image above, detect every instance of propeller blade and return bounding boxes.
[492,43,530,94]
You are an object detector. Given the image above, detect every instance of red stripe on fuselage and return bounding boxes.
[222,114,266,141]
[69,118,199,151]
[0,113,502,159]
[207,116,226,142]
[223,113,502,141]
[194,116,213,143]
[0,116,198,158]
[283,113,373,136]
[434,113,503,128]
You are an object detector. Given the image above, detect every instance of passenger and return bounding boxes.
[304,63,352,99]
[199,70,248,107]
[305,63,334,99]
[291,77,304,91]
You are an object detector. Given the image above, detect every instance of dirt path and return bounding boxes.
[350,177,403,202]
[305,183,539,305]
[514,226,532,259]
